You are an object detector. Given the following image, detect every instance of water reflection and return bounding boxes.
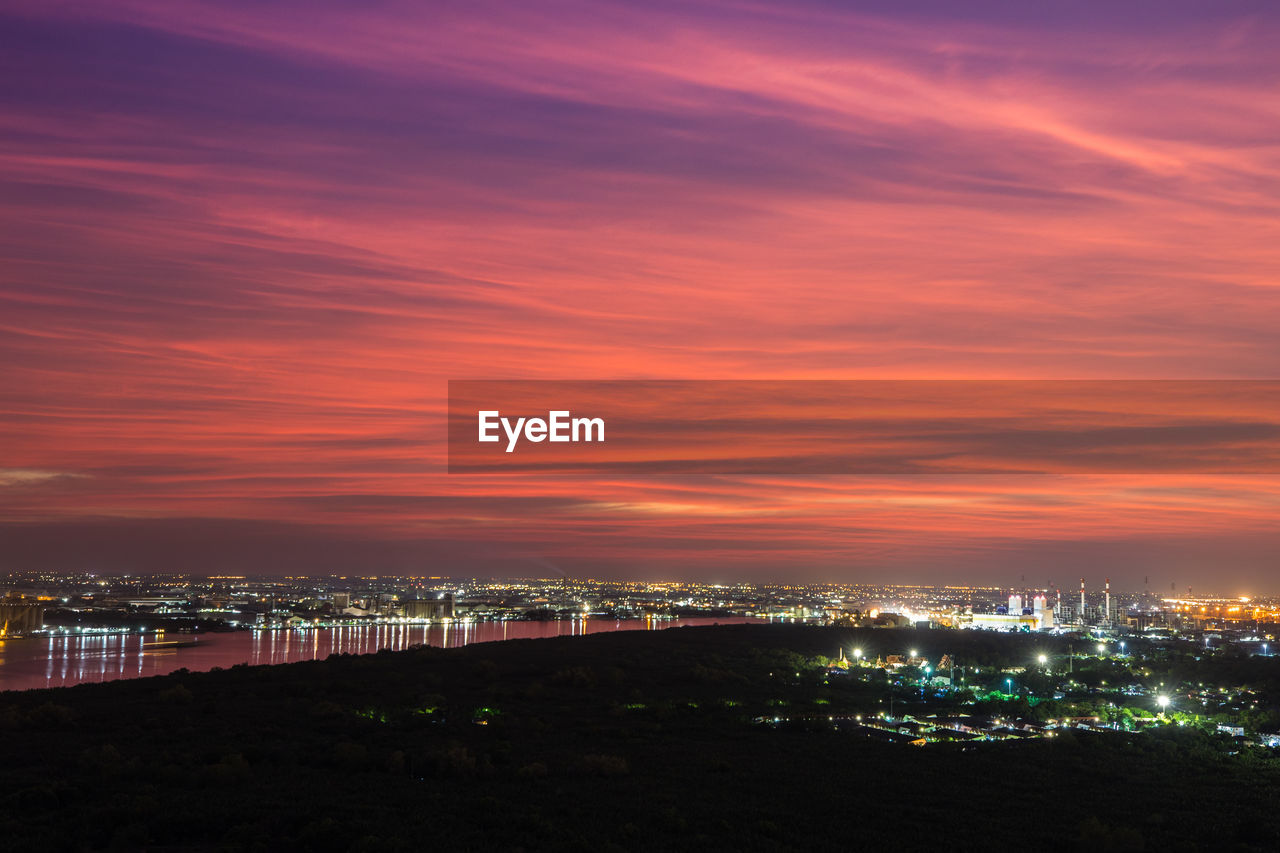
[0,616,757,692]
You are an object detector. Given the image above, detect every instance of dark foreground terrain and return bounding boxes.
[2,624,1279,851]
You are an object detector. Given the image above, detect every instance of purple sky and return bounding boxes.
[3,1,1280,589]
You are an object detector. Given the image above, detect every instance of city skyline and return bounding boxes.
[4,1,1280,585]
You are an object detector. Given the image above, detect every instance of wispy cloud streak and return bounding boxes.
[2,1,1279,584]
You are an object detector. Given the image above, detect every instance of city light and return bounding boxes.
[8,2,1280,846]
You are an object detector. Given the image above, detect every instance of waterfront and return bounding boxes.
[0,616,756,692]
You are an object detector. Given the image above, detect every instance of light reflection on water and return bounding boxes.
[0,616,757,692]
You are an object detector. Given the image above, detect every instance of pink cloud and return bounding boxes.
[2,0,1279,584]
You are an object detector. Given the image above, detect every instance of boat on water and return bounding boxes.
[140,638,200,650]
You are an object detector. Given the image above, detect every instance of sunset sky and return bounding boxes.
[3,1,1279,588]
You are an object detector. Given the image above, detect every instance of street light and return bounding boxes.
[1006,677,1013,695]
[1097,643,1105,654]
[1157,695,1170,716]
[1037,654,1048,665]
[853,648,863,664]
[1119,641,1126,654]
[910,649,918,658]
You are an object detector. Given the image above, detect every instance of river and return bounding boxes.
[0,616,760,692]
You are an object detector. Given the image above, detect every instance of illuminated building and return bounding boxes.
[402,594,455,621]
[0,599,44,636]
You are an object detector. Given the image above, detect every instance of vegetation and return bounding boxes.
[1,624,1279,850]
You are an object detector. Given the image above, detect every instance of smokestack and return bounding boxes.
[1105,578,1111,624]
[1080,577,1086,617]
